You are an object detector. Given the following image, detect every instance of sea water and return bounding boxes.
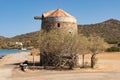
[0,49,28,56]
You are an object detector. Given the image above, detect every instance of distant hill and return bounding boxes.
[0,36,6,41]
[0,32,39,49]
[78,19,120,43]
[11,31,39,42]
[0,19,120,49]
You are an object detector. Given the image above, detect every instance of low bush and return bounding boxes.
[106,47,120,52]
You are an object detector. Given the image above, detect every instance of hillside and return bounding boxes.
[0,32,39,49]
[0,36,6,41]
[0,19,120,49]
[11,31,39,42]
[78,19,120,43]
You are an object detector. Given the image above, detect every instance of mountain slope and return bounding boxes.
[0,31,39,49]
[11,31,39,42]
[0,36,6,41]
[78,19,120,43]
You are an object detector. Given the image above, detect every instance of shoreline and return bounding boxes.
[0,52,29,65]
[0,49,29,57]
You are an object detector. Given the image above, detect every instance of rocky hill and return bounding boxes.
[0,32,39,49]
[0,36,6,41]
[78,19,120,43]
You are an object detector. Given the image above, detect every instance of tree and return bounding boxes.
[39,30,108,69]
[77,34,90,68]
[88,34,109,68]
[39,30,83,69]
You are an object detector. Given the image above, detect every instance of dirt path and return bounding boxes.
[0,52,28,80]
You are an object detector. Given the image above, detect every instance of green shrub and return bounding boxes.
[106,47,120,52]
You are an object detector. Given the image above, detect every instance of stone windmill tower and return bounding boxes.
[34,8,78,35]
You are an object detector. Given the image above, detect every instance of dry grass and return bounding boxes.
[97,52,120,60]
[82,52,120,60]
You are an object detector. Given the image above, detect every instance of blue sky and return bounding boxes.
[0,0,120,37]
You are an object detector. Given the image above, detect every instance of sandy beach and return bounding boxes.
[0,52,28,80]
[0,52,120,80]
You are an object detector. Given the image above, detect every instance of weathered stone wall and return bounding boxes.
[43,17,76,23]
[41,21,78,35]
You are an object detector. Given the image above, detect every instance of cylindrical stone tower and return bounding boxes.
[34,9,78,66]
[35,8,78,35]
